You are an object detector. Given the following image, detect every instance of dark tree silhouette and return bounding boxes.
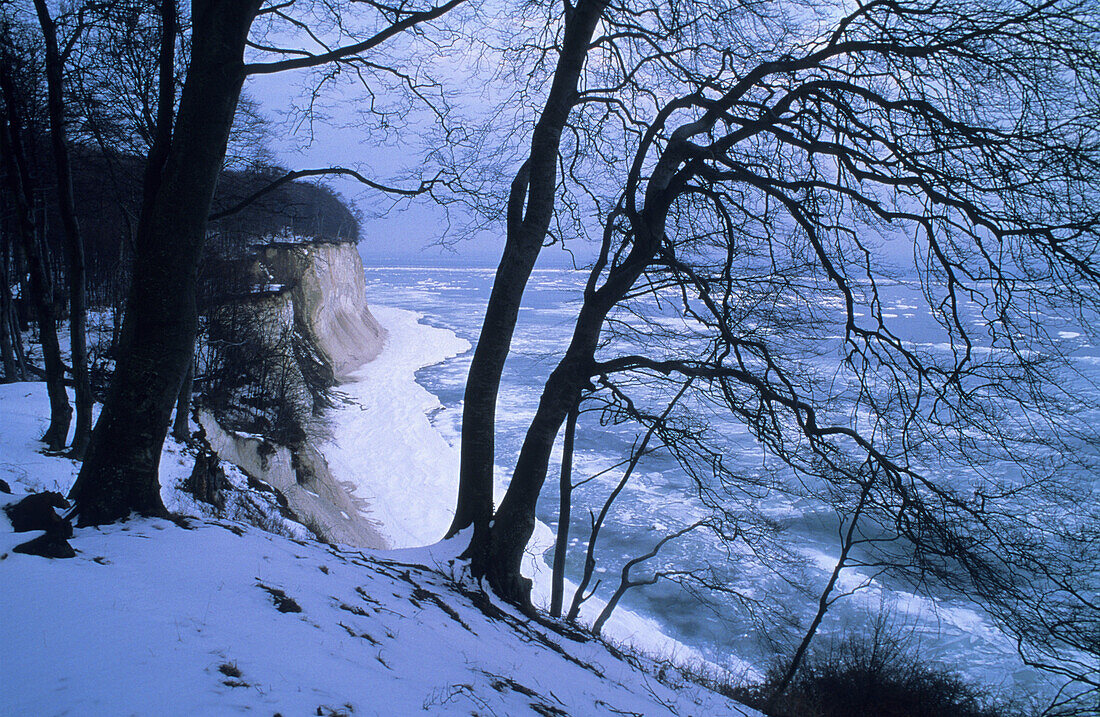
[69,0,465,525]
[471,0,1099,702]
[32,0,93,457]
[449,0,611,573]
[0,34,71,450]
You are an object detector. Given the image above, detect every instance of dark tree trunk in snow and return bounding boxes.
[34,0,93,458]
[486,342,591,604]
[451,0,608,575]
[0,62,72,450]
[172,356,193,443]
[486,200,665,602]
[70,0,261,525]
[2,235,28,380]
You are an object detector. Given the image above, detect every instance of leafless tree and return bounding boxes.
[0,25,71,450]
[471,0,1099,703]
[69,0,465,525]
[31,0,94,457]
[0,224,28,381]
[450,0,768,579]
[449,0,611,568]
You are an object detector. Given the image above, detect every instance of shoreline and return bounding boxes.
[320,304,470,548]
[331,304,748,677]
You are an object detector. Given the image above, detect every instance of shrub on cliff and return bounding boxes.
[200,291,313,448]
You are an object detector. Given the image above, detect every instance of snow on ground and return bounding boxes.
[0,383,199,513]
[0,384,760,717]
[323,306,755,677]
[323,305,470,548]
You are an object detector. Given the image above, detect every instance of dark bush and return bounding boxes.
[735,613,1027,717]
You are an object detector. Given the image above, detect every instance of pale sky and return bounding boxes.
[242,27,914,274]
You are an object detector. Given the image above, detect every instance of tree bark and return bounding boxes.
[172,356,193,443]
[69,0,261,525]
[451,0,609,572]
[33,0,92,457]
[0,60,72,449]
[550,398,579,617]
[486,336,590,604]
[0,301,12,382]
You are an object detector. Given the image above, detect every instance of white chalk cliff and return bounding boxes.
[253,241,386,380]
[203,240,391,548]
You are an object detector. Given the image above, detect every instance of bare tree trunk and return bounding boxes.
[11,302,27,375]
[34,0,92,458]
[450,0,609,572]
[0,231,18,381]
[70,0,260,525]
[110,233,129,356]
[550,398,579,617]
[488,266,645,603]
[0,306,13,381]
[172,356,193,443]
[486,205,663,602]
[0,61,72,450]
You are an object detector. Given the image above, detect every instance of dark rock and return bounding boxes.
[4,492,73,537]
[5,492,77,559]
[291,449,316,485]
[184,448,227,510]
[0,478,10,494]
[13,532,76,559]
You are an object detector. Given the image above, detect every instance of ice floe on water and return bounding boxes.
[357,265,1095,700]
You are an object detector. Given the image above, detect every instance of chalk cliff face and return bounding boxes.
[200,239,389,548]
[199,413,387,548]
[254,242,385,381]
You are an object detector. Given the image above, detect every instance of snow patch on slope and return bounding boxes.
[0,387,759,715]
[0,514,760,716]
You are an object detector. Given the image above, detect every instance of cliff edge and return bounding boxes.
[199,239,391,549]
[254,241,386,381]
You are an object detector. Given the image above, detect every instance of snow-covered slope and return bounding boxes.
[0,385,759,717]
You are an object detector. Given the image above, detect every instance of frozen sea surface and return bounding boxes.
[359,264,1098,700]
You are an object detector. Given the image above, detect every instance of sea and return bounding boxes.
[361,264,1099,701]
